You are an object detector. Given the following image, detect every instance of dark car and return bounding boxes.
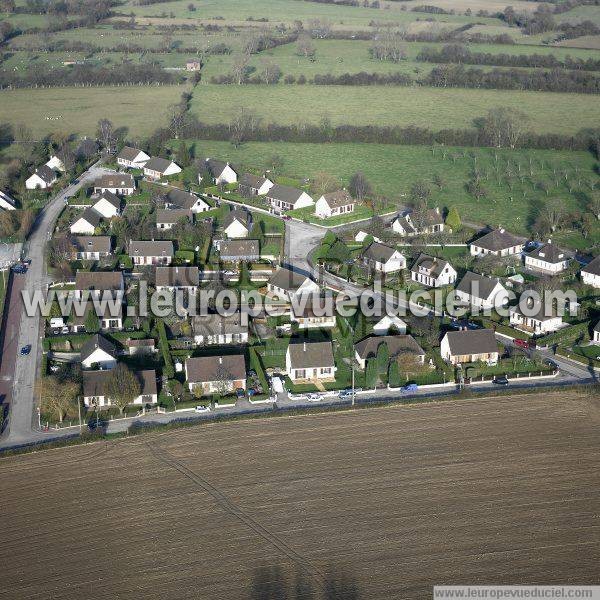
[493,376,509,386]
[12,264,26,274]
[20,344,32,356]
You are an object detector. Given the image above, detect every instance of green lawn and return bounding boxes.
[289,203,391,227]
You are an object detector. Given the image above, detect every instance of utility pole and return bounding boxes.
[77,397,82,432]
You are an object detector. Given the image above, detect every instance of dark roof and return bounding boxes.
[472,228,525,252]
[582,255,600,277]
[291,296,336,319]
[205,158,237,177]
[144,157,174,173]
[363,242,399,264]
[35,165,57,183]
[268,267,313,292]
[219,239,260,259]
[192,313,248,337]
[80,334,117,362]
[456,271,502,301]
[83,369,157,398]
[156,208,192,224]
[185,355,246,383]
[166,189,202,210]
[410,253,452,278]
[73,236,111,254]
[444,329,498,356]
[267,184,307,204]
[526,241,569,264]
[75,270,123,291]
[75,207,102,228]
[94,173,135,189]
[240,173,270,189]
[287,341,334,369]
[155,266,199,287]
[129,240,174,257]
[594,320,600,333]
[223,209,250,230]
[93,190,121,210]
[320,189,353,208]
[117,146,146,162]
[354,335,424,361]
[126,338,155,348]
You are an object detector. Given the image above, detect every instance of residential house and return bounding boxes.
[354,335,425,370]
[218,239,260,263]
[74,270,124,301]
[126,338,156,355]
[71,236,112,260]
[204,158,238,185]
[45,155,66,172]
[80,334,117,370]
[0,190,16,211]
[192,312,249,345]
[93,173,135,196]
[83,369,158,408]
[91,191,121,218]
[314,190,355,219]
[470,228,525,257]
[129,240,174,266]
[165,189,210,213]
[223,209,251,238]
[355,231,380,244]
[70,301,124,332]
[285,340,336,382]
[581,256,600,288]
[267,267,320,302]
[26,165,57,190]
[524,241,571,274]
[155,266,199,291]
[265,184,314,215]
[372,315,407,335]
[410,253,457,288]
[440,329,499,365]
[455,271,509,310]
[156,209,193,230]
[362,242,406,274]
[186,60,201,72]
[117,146,150,169]
[593,321,600,344]
[392,208,445,237]
[238,173,274,196]
[143,158,182,180]
[70,207,102,235]
[290,296,337,329]
[509,304,564,335]
[185,355,246,395]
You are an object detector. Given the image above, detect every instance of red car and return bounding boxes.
[514,339,529,349]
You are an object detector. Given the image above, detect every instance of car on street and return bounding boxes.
[194,405,210,413]
[20,345,32,356]
[514,339,529,349]
[282,215,292,221]
[493,376,509,386]
[306,393,321,402]
[544,359,559,370]
[401,383,419,393]
[235,388,246,398]
[11,264,26,274]
[338,390,353,399]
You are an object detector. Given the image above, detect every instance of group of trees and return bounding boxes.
[369,29,407,63]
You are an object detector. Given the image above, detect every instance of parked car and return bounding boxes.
[194,405,210,413]
[306,393,321,402]
[338,390,353,400]
[514,339,529,349]
[20,345,32,356]
[493,376,509,386]
[401,383,418,393]
[235,388,245,398]
[282,215,291,221]
[12,264,26,274]
[544,359,559,370]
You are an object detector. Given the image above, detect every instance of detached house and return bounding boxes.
[440,329,499,365]
[93,173,135,196]
[83,369,157,408]
[74,270,124,301]
[290,296,337,329]
[155,266,199,292]
[126,338,156,356]
[26,165,57,190]
[392,208,445,237]
[91,191,121,218]
[266,184,314,215]
[70,301,124,333]
[455,271,509,311]
[129,240,174,266]
[223,209,251,238]
[185,355,246,395]
[362,242,406,274]
[267,267,320,302]
[372,315,407,335]
[143,158,182,180]
[204,158,238,185]
[71,236,112,260]
[70,207,102,235]
[509,304,564,335]
[314,190,355,219]
[165,189,210,213]
[581,256,600,288]
[525,241,570,274]
[156,209,193,230]
[192,312,249,345]
[470,228,525,257]
[410,254,457,288]
[45,155,66,172]
[286,340,336,382]
[80,334,117,370]
[238,173,274,196]
[354,335,425,370]
[219,239,260,263]
[117,146,150,169]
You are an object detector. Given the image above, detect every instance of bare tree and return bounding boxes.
[106,363,141,415]
[481,107,530,149]
[259,57,281,84]
[296,33,316,58]
[231,51,250,85]
[96,118,115,152]
[229,107,260,147]
[587,191,600,220]
[311,171,339,196]
[349,171,372,201]
[37,377,79,423]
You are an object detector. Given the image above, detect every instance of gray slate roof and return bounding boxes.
[582,255,600,277]
[94,173,134,189]
[73,236,111,254]
[444,329,498,356]
[144,157,174,173]
[118,146,146,162]
[80,334,117,362]
[35,165,57,183]
[185,355,246,383]
[166,189,202,210]
[156,208,192,225]
[219,239,260,259]
[267,184,306,204]
[363,242,398,264]
[192,312,248,337]
[75,270,123,291]
[268,267,312,292]
[76,207,102,228]
[354,335,424,361]
[93,190,121,210]
[472,228,525,252]
[287,340,334,369]
[223,208,250,231]
[83,369,157,398]
[410,253,451,278]
[155,266,199,287]
[456,271,502,301]
[527,241,569,264]
[129,240,174,257]
[206,158,237,177]
[321,189,354,208]
[240,173,269,189]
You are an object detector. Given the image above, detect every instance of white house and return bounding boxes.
[71,236,112,260]
[525,241,571,274]
[581,256,600,289]
[593,321,600,344]
[372,315,407,335]
[117,146,150,169]
[26,165,57,190]
[156,209,193,230]
[470,228,525,257]
[354,335,425,370]
[80,334,117,370]
[267,267,320,302]
[204,158,238,185]
[392,208,445,237]
[74,270,124,301]
[143,158,181,180]
[93,173,135,196]
[285,341,336,382]
[0,190,17,211]
[45,155,66,172]
[238,173,274,196]
[155,266,199,292]
[223,209,251,239]
[314,190,355,219]
[290,296,337,329]
[70,301,124,333]
[165,189,210,213]
[185,355,246,395]
[265,184,314,215]
[440,329,499,365]
[129,240,174,266]
[91,191,121,218]
[455,271,509,311]
[83,369,157,408]
[70,207,102,235]
[192,312,249,345]
[509,304,564,335]
[362,242,406,273]
[410,253,457,288]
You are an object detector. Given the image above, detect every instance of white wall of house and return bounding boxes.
[215,165,237,184]
[256,180,274,195]
[224,219,249,239]
[92,197,119,218]
[455,282,508,310]
[70,219,96,235]
[581,270,600,288]
[509,311,563,334]
[285,351,336,381]
[440,336,499,365]
[95,185,134,196]
[46,156,66,172]
[411,265,457,288]
[83,391,157,408]
[373,316,407,335]
[294,191,315,210]
[373,252,406,273]
[292,315,337,329]
[470,243,523,257]
[593,328,600,344]
[118,150,149,169]
[131,255,172,266]
[314,197,355,219]
[81,348,116,370]
[193,332,249,345]
[524,256,569,273]
[26,173,54,190]
[190,198,210,213]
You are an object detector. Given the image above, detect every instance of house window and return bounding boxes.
[296,369,306,379]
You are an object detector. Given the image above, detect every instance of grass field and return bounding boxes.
[1,390,599,599]
[0,86,184,137]
[190,83,600,135]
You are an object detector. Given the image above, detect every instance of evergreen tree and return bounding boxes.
[376,342,390,374]
[388,360,401,388]
[365,359,378,388]
[84,309,100,334]
[445,207,462,231]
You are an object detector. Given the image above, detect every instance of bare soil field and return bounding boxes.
[1,390,599,600]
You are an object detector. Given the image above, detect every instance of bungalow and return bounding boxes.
[267,267,320,302]
[165,189,210,213]
[204,158,238,185]
[155,266,199,291]
[392,208,445,237]
[192,312,249,345]
[265,184,314,215]
[509,304,564,335]
[238,173,274,196]
[125,338,156,355]
[524,240,570,274]
[455,271,509,311]
[70,301,124,332]
[354,335,425,370]
[80,334,117,370]
[143,158,182,180]
[593,321,600,344]
[223,209,251,238]
[45,155,66,172]
[129,240,174,266]
[362,242,406,273]
[116,146,150,169]
[83,369,158,408]
[470,228,525,257]
[285,340,336,382]
[26,165,57,190]
[74,270,124,301]
[185,355,247,395]
[410,253,457,288]
[0,190,16,211]
[70,207,102,235]
[156,209,193,230]
[290,296,337,329]
[314,190,355,219]
[71,236,112,260]
[91,191,121,218]
[218,239,260,263]
[440,329,499,365]
[581,256,600,289]
[93,173,135,196]
[372,315,407,335]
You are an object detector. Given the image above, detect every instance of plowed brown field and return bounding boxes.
[1,390,599,600]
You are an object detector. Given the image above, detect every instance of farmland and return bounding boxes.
[1,390,599,599]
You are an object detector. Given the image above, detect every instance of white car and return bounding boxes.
[306,393,322,402]
[194,405,210,413]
